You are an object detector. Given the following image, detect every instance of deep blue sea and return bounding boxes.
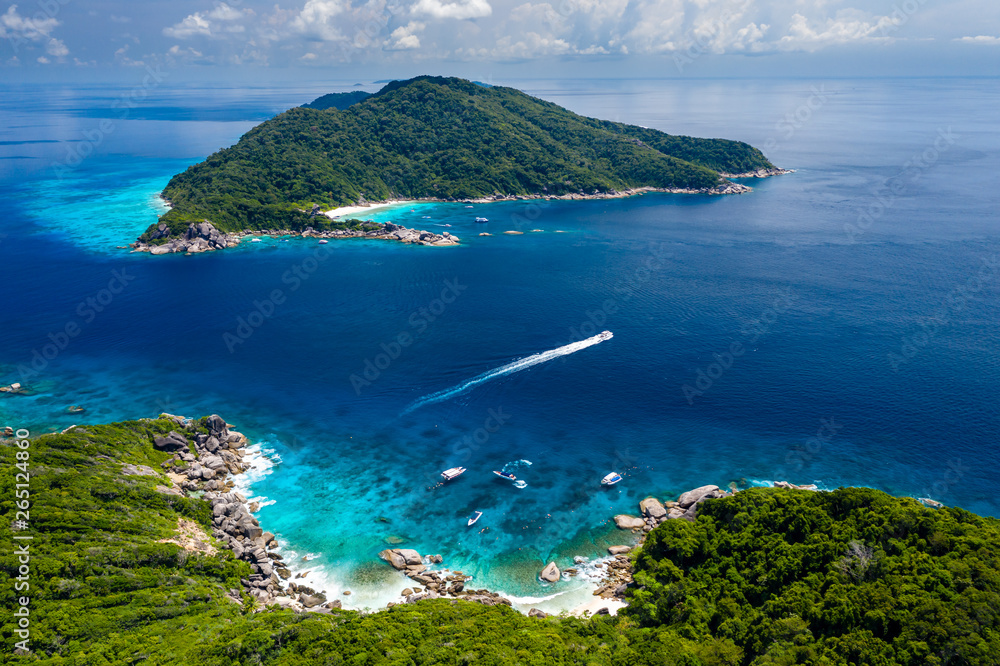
[2,77,999,612]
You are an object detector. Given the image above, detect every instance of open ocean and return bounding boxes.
[1,76,998,612]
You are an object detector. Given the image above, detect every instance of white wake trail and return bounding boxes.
[402,331,613,415]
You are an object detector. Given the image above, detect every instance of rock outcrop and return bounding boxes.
[719,167,794,178]
[135,221,237,255]
[133,220,459,255]
[614,515,646,530]
[540,562,560,582]
[677,485,724,509]
[377,547,512,608]
[639,497,667,520]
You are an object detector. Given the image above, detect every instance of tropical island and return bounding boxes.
[136,75,785,252]
[3,416,999,664]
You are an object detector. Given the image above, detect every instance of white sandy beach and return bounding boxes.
[324,200,415,219]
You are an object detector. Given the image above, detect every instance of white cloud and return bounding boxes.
[0,4,68,58]
[0,5,59,40]
[46,37,68,56]
[163,3,248,40]
[414,0,493,20]
[387,21,425,49]
[290,0,350,41]
[955,34,1000,44]
[776,10,896,51]
[164,13,213,38]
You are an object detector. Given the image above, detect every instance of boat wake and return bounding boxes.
[402,331,613,415]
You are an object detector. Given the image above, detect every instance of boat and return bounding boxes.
[475,217,489,223]
[468,511,483,526]
[601,472,623,486]
[465,205,474,208]
[318,240,328,244]
[598,330,613,341]
[250,238,262,243]
[441,467,466,481]
[493,470,516,481]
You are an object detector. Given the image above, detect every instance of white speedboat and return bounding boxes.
[598,330,613,341]
[468,511,483,526]
[318,240,328,244]
[493,470,516,481]
[250,238,262,243]
[601,472,623,486]
[441,467,466,481]
[475,217,489,223]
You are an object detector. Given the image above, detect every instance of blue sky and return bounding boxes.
[0,0,998,78]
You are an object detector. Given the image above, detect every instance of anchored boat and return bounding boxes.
[468,511,483,526]
[601,472,623,486]
[441,467,466,481]
[493,470,516,481]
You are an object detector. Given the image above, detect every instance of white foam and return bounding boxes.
[500,590,569,604]
[403,331,613,414]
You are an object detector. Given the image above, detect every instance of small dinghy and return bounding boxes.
[601,472,623,486]
[493,470,516,481]
[468,511,483,526]
[441,467,466,481]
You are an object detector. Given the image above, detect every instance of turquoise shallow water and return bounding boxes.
[2,78,999,611]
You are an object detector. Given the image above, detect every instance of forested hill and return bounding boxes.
[300,90,372,110]
[143,76,776,240]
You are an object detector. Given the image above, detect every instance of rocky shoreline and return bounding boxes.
[130,220,460,256]
[148,413,341,613]
[718,167,795,178]
[377,548,513,609]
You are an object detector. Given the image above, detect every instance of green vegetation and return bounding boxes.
[630,487,1000,664]
[301,91,372,111]
[5,419,998,664]
[143,76,775,240]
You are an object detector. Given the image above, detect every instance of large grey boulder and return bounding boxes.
[379,549,407,570]
[607,546,632,556]
[614,515,646,530]
[540,562,560,582]
[639,497,667,519]
[154,431,189,452]
[397,549,422,566]
[677,485,721,509]
[204,414,228,438]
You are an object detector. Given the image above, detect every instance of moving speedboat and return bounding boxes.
[468,511,483,526]
[598,330,613,341]
[475,217,489,223]
[493,470,516,481]
[601,472,623,486]
[441,467,466,481]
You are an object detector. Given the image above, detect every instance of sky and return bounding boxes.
[0,0,998,79]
